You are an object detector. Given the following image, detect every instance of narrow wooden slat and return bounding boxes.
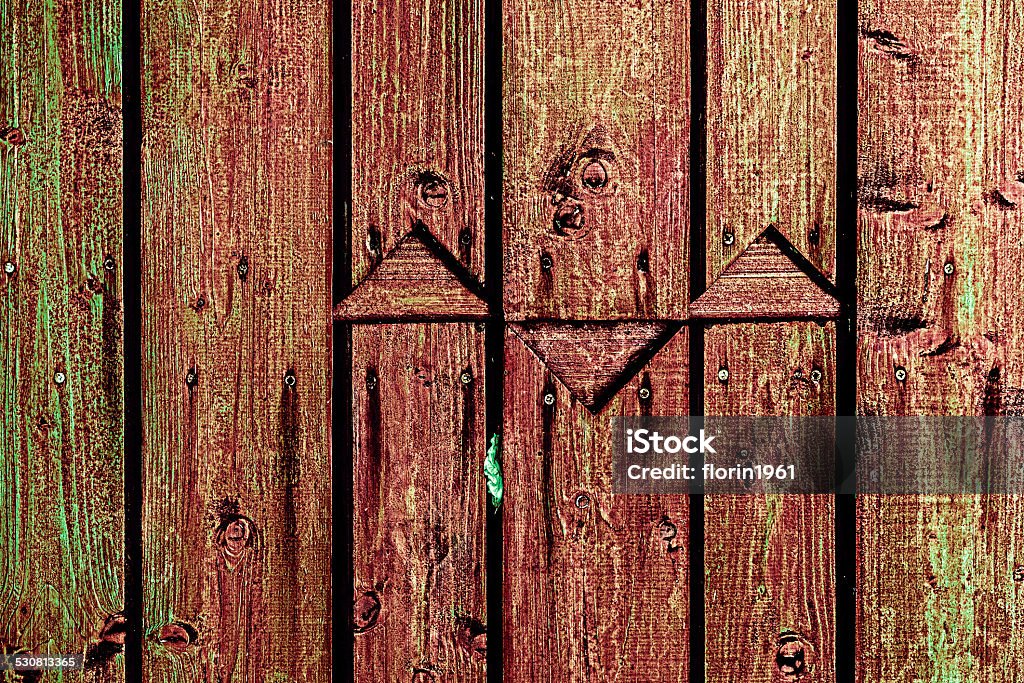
[707,0,837,284]
[351,0,485,291]
[503,0,689,320]
[504,328,689,681]
[704,322,836,682]
[141,1,332,679]
[0,0,124,674]
[352,324,487,682]
[858,1,1024,678]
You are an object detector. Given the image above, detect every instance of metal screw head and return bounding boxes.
[638,387,651,400]
[894,366,908,382]
[739,448,750,459]
[543,392,555,406]
[3,261,14,275]
[539,254,553,271]
[103,257,116,271]
[810,369,823,383]
[723,231,735,246]
[460,371,473,385]
[284,373,296,387]
[943,262,955,275]
[574,493,591,509]
[54,371,66,385]
[717,368,730,383]
[1013,565,1024,581]
[185,371,197,387]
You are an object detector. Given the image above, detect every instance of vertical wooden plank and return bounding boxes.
[351,0,485,287]
[504,329,690,681]
[502,0,689,320]
[706,0,837,283]
[704,322,836,682]
[351,324,486,682]
[0,0,124,675]
[858,1,1024,679]
[141,0,332,680]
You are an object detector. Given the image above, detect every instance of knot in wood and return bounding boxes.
[2,126,25,146]
[552,200,585,236]
[157,622,196,654]
[416,171,450,208]
[454,616,487,661]
[775,633,809,680]
[353,591,381,633]
[98,612,127,645]
[581,160,608,190]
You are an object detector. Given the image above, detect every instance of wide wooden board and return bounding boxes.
[0,0,125,677]
[141,1,332,680]
[704,322,836,682]
[858,1,1024,679]
[503,327,689,681]
[707,0,837,283]
[351,324,487,682]
[503,0,690,320]
[351,0,485,289]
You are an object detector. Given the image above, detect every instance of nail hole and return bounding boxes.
[808,224,820,246]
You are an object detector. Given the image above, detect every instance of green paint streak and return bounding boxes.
[484,433,503,508]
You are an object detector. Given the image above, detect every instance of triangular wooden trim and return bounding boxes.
[510,321,674,413]
[691,227,840,320]
[334,227,487,321]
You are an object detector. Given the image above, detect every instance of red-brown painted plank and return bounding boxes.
[141,0,332,679]
[352,324,487,682]
[704,322,836,682]
[858,0,1024,679]
[504,327,689,681]
[503,0,690,320]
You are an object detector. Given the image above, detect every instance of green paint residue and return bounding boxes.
[484,434,503,509]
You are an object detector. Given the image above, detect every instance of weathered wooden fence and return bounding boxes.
[2,0,1023,682]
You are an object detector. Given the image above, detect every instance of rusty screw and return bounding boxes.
[581,160,608,190]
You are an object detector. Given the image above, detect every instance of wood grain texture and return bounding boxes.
[351,0,485,290]
[510,321,670,409]
[690,232,840,320]
[504,328,689,682]
[707,0,836,284]
[503,0,689,320]
[704,322,835,682]
[0,0,124,677]
[352,324,487,682]
[141,1,332,680]
[858,3,1024,679]
[334,232,488,321]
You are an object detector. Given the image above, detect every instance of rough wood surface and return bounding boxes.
[704,322,836,682]
[707,0,836,284]
[691,232,840,320]
[504,328,689,682]
[503,0,689,320]
[351,0,485,290]
[141,1,332,680]
[334,232,487,321]
[0,0,125,676]
[510,321,670,410]
[352,324,487,682]
[858,2,1024,678]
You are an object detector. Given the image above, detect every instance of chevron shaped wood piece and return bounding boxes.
[334,228,488,321]
[510,321,673,412]
[691,228,840,320]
